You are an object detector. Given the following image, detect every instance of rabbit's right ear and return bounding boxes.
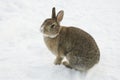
[57,10,64,22]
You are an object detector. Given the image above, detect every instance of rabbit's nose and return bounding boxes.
[40,25,44,33]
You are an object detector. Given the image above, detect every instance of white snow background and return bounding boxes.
[0,0,120,80]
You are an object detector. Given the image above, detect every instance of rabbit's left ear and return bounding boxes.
[57,10,64,22]
[52,7,56,19]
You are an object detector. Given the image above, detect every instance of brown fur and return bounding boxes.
[41,7,100,71]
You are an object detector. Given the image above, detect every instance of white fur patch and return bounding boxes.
[43,33,59,38]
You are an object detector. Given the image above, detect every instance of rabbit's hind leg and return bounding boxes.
[62,61,72,69]
[65,51,86,71]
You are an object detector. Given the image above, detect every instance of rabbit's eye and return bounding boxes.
[51,24,55,28]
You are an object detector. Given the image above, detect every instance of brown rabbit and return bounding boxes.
[40,7,100,71]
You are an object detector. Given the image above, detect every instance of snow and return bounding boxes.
[0,0,120,80]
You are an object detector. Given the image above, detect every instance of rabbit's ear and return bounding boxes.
[57,10,64,22]
[52,7,56,19]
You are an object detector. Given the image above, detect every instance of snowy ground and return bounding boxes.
[0,0,120,80]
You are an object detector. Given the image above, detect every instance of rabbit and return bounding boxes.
[40,7,100,71]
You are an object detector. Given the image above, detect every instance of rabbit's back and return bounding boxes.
[58,27,99,55]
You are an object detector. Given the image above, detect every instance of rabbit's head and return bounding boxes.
[40,7,64,38]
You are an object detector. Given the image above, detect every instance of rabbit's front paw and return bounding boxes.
[54,57,63,65]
